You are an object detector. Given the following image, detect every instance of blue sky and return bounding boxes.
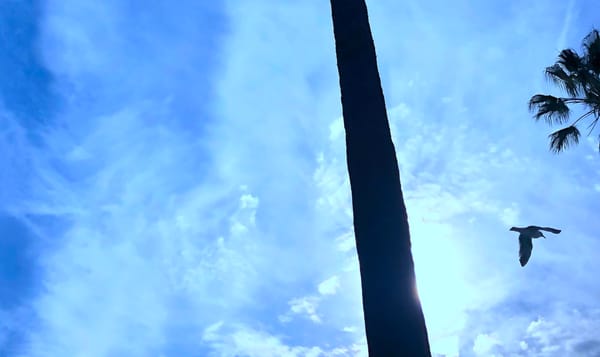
[1,0,600,356]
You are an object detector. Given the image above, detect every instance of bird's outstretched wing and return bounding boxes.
[519,235,533,267]
[536,226,561,234]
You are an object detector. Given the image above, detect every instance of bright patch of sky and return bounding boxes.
[1,0,599,356]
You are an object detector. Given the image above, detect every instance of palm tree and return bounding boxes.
[529,29,600,153]
[329,1,431,355]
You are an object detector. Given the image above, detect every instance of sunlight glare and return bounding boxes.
[411,220,473,356]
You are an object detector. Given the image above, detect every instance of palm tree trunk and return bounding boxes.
[329,1,431,355]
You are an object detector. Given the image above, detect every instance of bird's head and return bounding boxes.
[541,233,546,239]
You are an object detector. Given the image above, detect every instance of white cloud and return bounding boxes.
[229,192,260,235]
[289,297,322,323]
[472,333,500,355]
[4,0,600,356]
[202,322,325,357]
[318,276,341,296]
[201,322,367,357]
[328,117,344,142]
[499,204,520,226]
[334,231,355,253]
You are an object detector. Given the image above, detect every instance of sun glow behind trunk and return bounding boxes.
[411,220,473,356]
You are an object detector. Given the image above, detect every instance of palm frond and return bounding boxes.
[549,125,581,153]
[528,94,571,124]
[581,91,600,106]
[586,116,599,136]
[572,109,596,127]
[583,29,600,74]
[531,29,600,153]
[557,49,584,73]
[584,76,600,97]
[545,64,581,96]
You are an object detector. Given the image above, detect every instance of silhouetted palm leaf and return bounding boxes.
[549,125,580,153]
[528,95,570,124]
[557,49,584,73]
[583,29,600,74]
[530,29,600,152]
[559,49,598,97]
[545,63,580,96]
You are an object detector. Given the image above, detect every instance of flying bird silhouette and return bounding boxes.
[509,226,561,266]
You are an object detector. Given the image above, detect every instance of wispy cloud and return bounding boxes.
[202,321,367,357]
[556,0,577,50]
[2,0,600,356]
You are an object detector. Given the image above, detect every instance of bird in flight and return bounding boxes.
[509,226,561,266]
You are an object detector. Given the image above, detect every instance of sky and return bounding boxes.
[1,0,600,356]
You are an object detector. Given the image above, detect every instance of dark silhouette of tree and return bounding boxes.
[529,29,600,153]
[329,1,431,355]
